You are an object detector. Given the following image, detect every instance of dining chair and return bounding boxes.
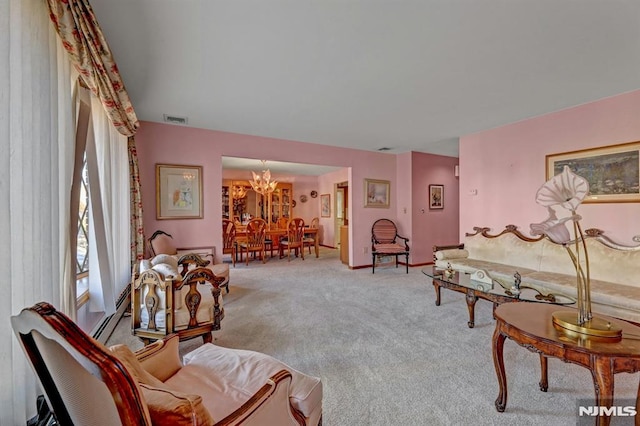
[304,217,319,255]
[238,218,267,265]
[222,218,237,267]
[279,217,306,261]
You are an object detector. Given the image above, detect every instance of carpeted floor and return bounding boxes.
[108,247,639,425]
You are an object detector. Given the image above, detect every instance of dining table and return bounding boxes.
[234,227,319,260]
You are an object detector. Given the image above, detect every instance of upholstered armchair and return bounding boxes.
[12,302,323,425]
[132,254,225,344]
[371,218,410,273]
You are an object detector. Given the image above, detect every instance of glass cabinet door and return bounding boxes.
[281,187,291,219]
[222,185,230,219]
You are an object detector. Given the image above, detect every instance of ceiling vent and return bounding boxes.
[377,147,392,152]
[163,114,188,125]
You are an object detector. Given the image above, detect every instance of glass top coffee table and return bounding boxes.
[422,266,574,328]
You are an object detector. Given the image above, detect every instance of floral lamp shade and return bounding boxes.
[530,166,621,339]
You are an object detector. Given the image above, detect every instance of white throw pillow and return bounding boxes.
[435,249,469,260]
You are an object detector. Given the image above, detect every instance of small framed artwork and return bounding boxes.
[321,194,331,217]
[156,164,203,219]
[429,184,444,209]
[364,179,390,208]
[546,141,640,203]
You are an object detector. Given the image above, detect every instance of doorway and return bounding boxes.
[335,181,348,264]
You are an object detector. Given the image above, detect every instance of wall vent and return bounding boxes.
[163,114,188,125]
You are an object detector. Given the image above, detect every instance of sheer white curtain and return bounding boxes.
[1,0,76,423]
[86,95,131,314]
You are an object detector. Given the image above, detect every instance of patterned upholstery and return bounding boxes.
[371,219,410,273]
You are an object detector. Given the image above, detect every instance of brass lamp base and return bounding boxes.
[552,310,622,339]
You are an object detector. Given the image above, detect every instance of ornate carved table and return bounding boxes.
[422,266,572,328]
[493,303,640,426]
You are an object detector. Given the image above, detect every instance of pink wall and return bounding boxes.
[410,152,460,263]
[136,122,408,266]
[459,90,640,245]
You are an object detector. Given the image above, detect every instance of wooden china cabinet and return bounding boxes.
[270,183,293,224]
[222,180,293,225]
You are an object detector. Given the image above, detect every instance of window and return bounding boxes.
[76,153,90,307]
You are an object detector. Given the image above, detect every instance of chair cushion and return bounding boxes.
[110,345,214,424]
[167,343,322,421]
[373,243,407,254]
[210,263,229,282]
[139,384,214,425]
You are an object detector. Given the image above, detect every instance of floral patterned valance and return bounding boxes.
[46,0,139,136]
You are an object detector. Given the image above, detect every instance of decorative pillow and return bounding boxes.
[109,344,165,388]
[152,263,181,281]
[151,254,179,269]
[435,249,469,261]
[139,384,214,426]
[139,259,152,272]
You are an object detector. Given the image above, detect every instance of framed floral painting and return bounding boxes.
[321,194,331,217]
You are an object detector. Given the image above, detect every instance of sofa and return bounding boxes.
[434,225,640,323]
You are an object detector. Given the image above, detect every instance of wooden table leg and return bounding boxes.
[433,282,441,306]
[539,354,548,392]
[592,358,614,426]
[314,238,319,258]
[465,290,478,328]
[493,324,508,412]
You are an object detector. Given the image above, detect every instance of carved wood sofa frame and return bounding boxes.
[433,224,640,323]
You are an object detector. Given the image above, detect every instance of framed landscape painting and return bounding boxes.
[156,164,203,219]
[364,179,390,208]
[546,141,640,203]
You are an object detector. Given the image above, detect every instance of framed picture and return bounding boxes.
[156,164,203,219]
[546,141,640,203]
[321,194,331,217]
[364,179,390,208]
[429,184,444,209]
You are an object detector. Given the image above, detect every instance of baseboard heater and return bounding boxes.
[90,285,131,344]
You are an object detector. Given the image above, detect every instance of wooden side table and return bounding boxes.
[492,303,640,426]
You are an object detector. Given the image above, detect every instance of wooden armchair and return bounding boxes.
[12,302,323,426]
[280,218,306,261]
[132,257,225,345]
[371,218,410,273]
[237,218,267,265]
[222,219,237,267]
[304,217,319,256]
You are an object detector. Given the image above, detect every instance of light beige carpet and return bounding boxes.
[108,247,639,425]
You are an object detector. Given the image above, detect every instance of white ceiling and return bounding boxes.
[222,157,341,177]
[90,1,640,159]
